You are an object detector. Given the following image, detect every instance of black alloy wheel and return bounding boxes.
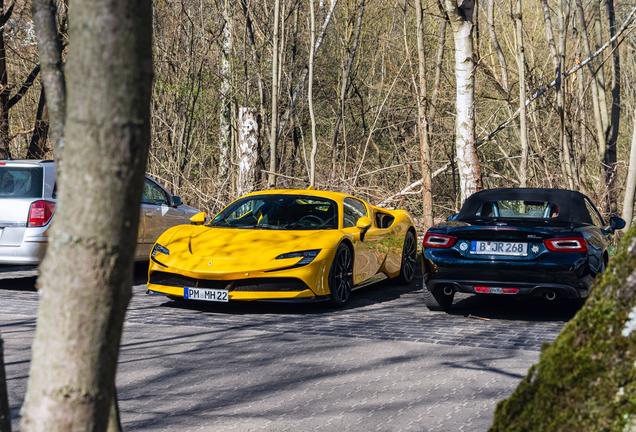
[396,231,417,285]
[329,244,354,307]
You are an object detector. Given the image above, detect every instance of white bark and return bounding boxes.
[623,107,636,230]
[309,0,317,186]
[237,108,261,196]
[268,0,281,187]
[516,0,528,187]
[219,0,232,176]
[444,0,482,203]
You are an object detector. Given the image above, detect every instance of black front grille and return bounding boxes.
[232,278,309,292]
[149,272,230,289]
[149,272,309,292]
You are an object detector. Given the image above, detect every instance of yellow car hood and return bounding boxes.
[158,225,339,274]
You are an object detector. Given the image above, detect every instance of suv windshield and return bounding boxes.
[0,167,44,199]
[209,195,338,230]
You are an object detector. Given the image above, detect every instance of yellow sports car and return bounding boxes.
[146,188,417,306]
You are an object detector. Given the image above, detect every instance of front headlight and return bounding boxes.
[152,243,170,257]
[276,249,321,266]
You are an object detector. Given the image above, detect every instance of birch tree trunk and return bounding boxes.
[0,336,9,432]
[623,107,636,231]
[515,0,528,187]
[416,0,432,229]
[268,0,281,187]
[219,0,232,176]
[20,0,153,430]
[237,107,261,196]
[443,0,482,202]
[309,0,318,186]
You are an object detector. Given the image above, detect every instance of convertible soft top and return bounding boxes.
[456,188,597,225]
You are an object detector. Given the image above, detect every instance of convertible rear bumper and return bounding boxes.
[426,278,589,299]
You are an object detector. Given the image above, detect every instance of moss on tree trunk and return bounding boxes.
[490,227,636,431]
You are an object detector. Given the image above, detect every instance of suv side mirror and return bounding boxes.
[172,196,183,207]
[609,216,626,233]
[190,212,206,225]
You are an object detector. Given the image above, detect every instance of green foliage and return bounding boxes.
[490,227,636,431]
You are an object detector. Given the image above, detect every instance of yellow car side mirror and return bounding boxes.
[356,217,372,241]
[190,212,207,225]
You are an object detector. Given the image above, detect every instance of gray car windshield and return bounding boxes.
[0,167,44,199]
[209,195,338,230]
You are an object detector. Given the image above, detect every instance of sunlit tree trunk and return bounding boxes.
[309,0,317,186]
[515,0,528,187]
[219,0,232,176]
[268,0,281,187]
[623,107,636,231]
[443,0,482,202]
[20,0,153,430]
[605,0,620,215]
[237,107,261,196]
[416,0,432,228]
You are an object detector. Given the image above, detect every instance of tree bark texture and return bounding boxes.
[0,335,10,432]
[268,0,281,187]
[237,107,261,196]
[490,226,636,430]
[558,0,574,190]
[32,0,66,169]
[219,0,232,176]
[604,0,620,215]
[308,0,317,187]
[415,0,432,229]
[623,107,636,231]
[0,0,10,160]
[444,0,482,202]
[515,0,528,187]
[27,87,50,160]
[20,0,153,430]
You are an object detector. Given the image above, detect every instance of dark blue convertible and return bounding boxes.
[421,188,625,311]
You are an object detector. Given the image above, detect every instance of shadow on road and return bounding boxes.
[156,277,423,316]
[447,293,584,322]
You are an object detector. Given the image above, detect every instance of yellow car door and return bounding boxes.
[341,197,388,285]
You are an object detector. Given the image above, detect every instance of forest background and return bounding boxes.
[1,0,636,231]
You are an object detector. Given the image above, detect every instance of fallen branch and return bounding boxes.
[377,162,451,207]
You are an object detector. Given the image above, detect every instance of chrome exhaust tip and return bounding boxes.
[545,291,556,301]
[443,286,454,296]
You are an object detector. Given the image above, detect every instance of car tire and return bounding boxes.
[328,243,354,307]
[423,283,453,311]
[395,230,417,285]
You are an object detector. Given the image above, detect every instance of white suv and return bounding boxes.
[0,160,200,265]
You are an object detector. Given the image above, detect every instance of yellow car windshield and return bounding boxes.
[209,195,338,230]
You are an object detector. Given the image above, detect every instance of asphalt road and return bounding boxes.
[0,264,582,431]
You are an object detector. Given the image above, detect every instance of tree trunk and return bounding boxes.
[515,0,528,187]
[490,226,636,430]
[308,0,318,187]
[604,0,620,215]
[219,0,232,176]
[20,0,153,430]
[623,107,636,231]
[268,0,281,187]
[330,0,365,181]
[32,0,66,171]
[558,0,574,189]
[416,0,432,229]
[237,107,261,196]
[0,0,10,160]
[429,11,447,120]
[575,0,607,175]
[443,0,482,202]
[488,0,509,94]
[27,87,50,160]
[0,335,10,432]
[593,0,610,136]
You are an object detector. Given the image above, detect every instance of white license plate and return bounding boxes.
[183,287,229,302]
[470,241,527,256]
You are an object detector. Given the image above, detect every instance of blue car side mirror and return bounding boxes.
[609,216,626,232]
[446,213,458,222]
